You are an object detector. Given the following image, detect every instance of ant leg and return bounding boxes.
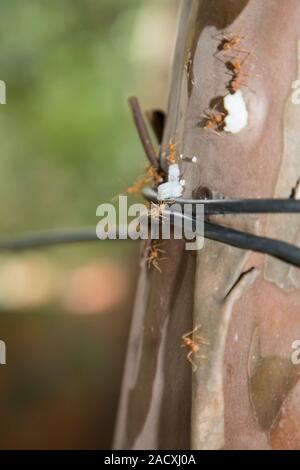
[183,325,201,339]
[239,50,251,66]
[210,129,221,137]
[196,354,207,360]
[146,256,153,267]
[212,30,233,41]
[195,337,210,347]
[239,81,253,91]
[223,31,245,40]
[213,50,228,63]
[187,351,197,372]
[231,48,250,55]
[156,248,166,254]
[211,31,226,41]
[203,110,213,119]
[152,259,162,273]
[210,103,225,115]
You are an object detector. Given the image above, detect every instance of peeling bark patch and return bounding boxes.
[270,378,300,449]
[249,357,297,430]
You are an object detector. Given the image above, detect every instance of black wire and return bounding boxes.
[204,220,300,267]
[165,211,300,268]
[143,187,300,265]
[0,194,300,268]
[0,217,300,268]
[185,198,300,214]
[0,228,98,251]
[142,187,300,214]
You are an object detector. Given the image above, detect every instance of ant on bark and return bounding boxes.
[127,165,164,195]
[181,325,210,372]
[225,52,251,93]
[202,107,226,136]
[166,141,177,165]
[227,74,249,93]
[146,241,166,273]
[214,31,248,55]
[161,138,179,165]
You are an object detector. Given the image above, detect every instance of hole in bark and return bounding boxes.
[193,186,213,200]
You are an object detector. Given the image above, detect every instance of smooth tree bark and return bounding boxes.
[114,0,300,450]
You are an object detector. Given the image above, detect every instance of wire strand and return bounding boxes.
[166,211,300,268]
[142,187,300,214]
[0,226,133,251]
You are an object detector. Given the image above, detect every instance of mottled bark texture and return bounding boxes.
[114,0,300,450]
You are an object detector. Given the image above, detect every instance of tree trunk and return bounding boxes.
[114,0,300,450]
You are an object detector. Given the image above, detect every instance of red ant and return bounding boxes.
[202,108,226,136]
[147,165,165,185]
[181,325,210,372]
[228,75,247,93]
[127,165,164,194]
[146,241,166,273]
[167,142,177,165]
[225,52,251,93]
[226,53,249,75]
[161,137,179,165]
[149,202,167,220]
[214,31,248,54]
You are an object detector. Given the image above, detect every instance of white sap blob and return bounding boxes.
[223,90,248,134]
[157,164,184,200]
[168,163,180,181]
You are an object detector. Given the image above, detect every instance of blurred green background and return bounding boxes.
[0,0,179,449]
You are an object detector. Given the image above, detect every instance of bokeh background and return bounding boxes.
[0,0,179,449]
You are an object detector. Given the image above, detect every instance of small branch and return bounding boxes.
[128,96,159,169]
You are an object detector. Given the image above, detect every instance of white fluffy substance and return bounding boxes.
[168,163,180,181]
[223,90,248,134]
[157,164,184,200]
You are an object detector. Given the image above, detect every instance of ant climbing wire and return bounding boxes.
[1,96,300,272]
